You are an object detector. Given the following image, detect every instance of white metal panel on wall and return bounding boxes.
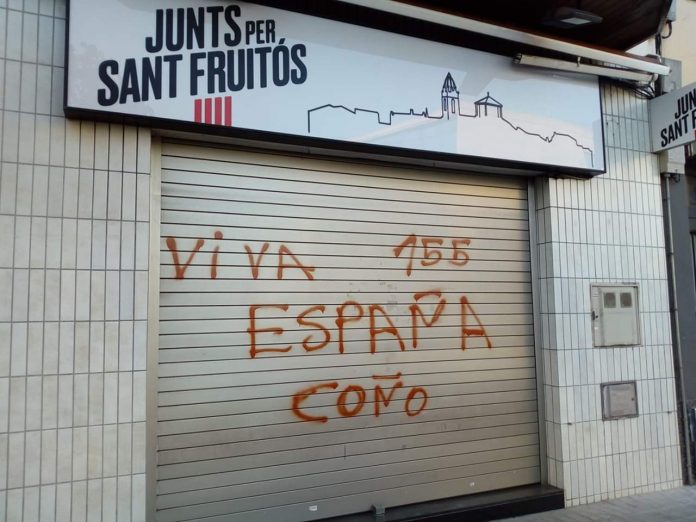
[156,142,539,521]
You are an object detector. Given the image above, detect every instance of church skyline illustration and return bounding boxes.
[307,72,595,168]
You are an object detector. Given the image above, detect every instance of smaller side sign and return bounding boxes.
[649,82,696,152]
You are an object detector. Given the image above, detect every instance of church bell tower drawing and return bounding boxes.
[441,72,459,119]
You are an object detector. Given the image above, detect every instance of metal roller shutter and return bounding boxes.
[156,142,539,522]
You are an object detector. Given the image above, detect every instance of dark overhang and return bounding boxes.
[399,0,671,52]
[253,0,669,77]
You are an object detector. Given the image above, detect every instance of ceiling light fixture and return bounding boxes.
[544,7,603,28]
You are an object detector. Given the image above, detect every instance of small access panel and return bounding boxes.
[591,284,641,347]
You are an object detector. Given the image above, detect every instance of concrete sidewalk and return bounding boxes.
[500,486,696,521]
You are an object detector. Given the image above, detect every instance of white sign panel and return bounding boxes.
[649,82,696,152]
[66,0,605,172]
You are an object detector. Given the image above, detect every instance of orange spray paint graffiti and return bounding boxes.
[290,373,429,424]
[393,234,471,275]
[165,237,204,279]
[409,291,446,349]
[169,229,494,422]
[245,292,492,357]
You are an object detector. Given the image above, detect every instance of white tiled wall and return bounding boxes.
[0,0,150,520]
[536,83,683,505]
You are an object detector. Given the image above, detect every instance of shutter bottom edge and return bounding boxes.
[324,484,563,522]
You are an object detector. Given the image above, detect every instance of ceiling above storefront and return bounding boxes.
[399,0,671,51]
[252,0,671,77]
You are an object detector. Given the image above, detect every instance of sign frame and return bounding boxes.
[64,0,607,177]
